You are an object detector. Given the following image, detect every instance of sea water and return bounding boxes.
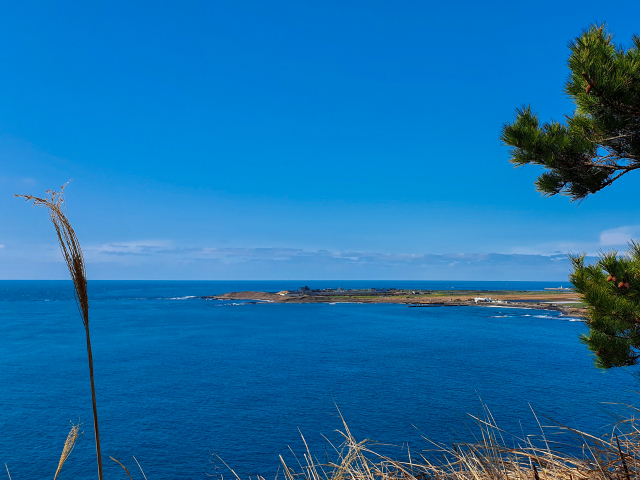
[0,281,637,479]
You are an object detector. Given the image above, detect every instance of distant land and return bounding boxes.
[205,286,585,316]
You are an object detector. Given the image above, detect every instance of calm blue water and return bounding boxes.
[0,281,637,479]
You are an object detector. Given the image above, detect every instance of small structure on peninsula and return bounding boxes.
[474,297,492,303]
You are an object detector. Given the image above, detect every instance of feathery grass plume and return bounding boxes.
[15,183,104,480]
[54,422,83,480]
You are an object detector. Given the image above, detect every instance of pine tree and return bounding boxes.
[570,242,640,369]
[501,24,640,201]
[502,24,640,369]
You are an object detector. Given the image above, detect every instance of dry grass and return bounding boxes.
[15,183,88,323]
[109,454,150,480]
[16,183,104,480]
[5,422,83,480]
[53,423,82,480]
[254,405,640,480]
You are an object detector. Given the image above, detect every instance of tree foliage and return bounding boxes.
[571,242,640,369]
[502,24,640,369]
[501,24,640,201]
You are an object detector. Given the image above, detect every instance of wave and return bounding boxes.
[490,313,580,321]
[490,313,582,322]
[166,295,197,300]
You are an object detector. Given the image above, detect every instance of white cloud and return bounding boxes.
[74,240,174,265]
[0,244,4,249]
[0,240,590,280]
[509,242,593,256]
[599,226,640,246]
[87,240,171,255]
[87,245,578,274]
[508,226,640,257]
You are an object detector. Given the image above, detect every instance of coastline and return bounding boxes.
[203,289,586,316]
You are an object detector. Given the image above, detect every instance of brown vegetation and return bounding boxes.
[273,406,640,480]
[16,184,104,480]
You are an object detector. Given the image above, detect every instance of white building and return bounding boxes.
[474,297,492,303]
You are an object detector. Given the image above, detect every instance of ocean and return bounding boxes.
[0,280,637,479]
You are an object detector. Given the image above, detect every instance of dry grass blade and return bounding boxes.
[16,183,104,480]
[133,456,149,480]
[615,433,631,480]
[211,452,243,480]
[53,422,82,480]
[110,456,134,480]
[5,464,11,480]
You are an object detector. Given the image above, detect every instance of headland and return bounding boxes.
[204,286,585,316]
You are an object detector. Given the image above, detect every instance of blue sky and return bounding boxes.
[2,0,639,280]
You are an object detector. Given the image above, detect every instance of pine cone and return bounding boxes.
[619,282,625,288]
[607,275,613,282]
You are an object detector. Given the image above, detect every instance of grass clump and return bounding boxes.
[269,406,640,480]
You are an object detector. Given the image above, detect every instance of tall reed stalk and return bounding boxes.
[16,184,104,480]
